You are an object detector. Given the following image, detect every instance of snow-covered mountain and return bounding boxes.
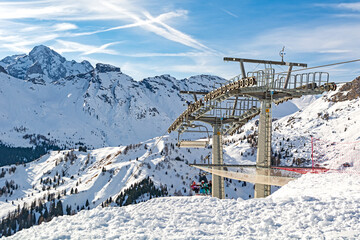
[271,77,360,169]
[0,45,93,84]
[0,45,306,165]
[0,46,228,151]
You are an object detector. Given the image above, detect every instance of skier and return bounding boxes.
[200,180,210,195]
[191,181,200,194]
[202,181,209,195]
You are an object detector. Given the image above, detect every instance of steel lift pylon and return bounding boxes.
[168,56,336,199]
[223,58,333,198]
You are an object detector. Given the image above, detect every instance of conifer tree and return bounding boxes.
[56,201,63,216]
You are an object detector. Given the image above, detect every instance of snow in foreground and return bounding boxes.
[8,173,360,239]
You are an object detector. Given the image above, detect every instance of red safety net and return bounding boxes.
[272,166,329,174]
[311,137,360,174]
[271,138,360,174]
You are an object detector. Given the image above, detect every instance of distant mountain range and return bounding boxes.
[0,46,227,150]
[0,45,305,154]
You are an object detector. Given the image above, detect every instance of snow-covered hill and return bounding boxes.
[8,173,360,239]
[0,132,261,223]
[0,45,306,165]
[271,78,360,169]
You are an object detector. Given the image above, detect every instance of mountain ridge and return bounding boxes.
[0,46,229,153]
[0,45,324,164]
[0,45,93,84]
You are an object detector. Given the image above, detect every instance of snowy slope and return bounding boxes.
[271,80,360,169]
[0,133,258,223]
[8,172,360,239]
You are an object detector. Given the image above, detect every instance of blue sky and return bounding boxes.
[0,0,360,81]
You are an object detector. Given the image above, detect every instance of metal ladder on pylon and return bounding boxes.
[263,66,273,197]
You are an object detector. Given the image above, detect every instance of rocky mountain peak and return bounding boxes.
[0,45,94,83]
[330,76,360,102]
[95,63,121,73]
[0,65,7,74]
[29,45,66,64]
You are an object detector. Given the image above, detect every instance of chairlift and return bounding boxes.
[190,174,212,196]
[177,124,210,148]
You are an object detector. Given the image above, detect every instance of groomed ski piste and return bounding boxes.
[7,172,360,239]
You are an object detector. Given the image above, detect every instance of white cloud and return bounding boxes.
[53,23,77,31]
[0,4,70,20]
[98,1,215,53]
[221,9,239,18]
[248,24,360,59]
[120,52,211,58]
[121,53,237,81]
[335,2,360,12]
[0,22,59,53]
[20,26,42,32]
[53,40,120,55]
[71,10,187,37]
[316,3,360,18]
[142,11,217,53]
[78,56,102,66]
[333,13,360,18]
[0,0,215,56]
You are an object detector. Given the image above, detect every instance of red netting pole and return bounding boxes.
[311,136,314,172]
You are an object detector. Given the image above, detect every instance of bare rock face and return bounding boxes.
[27,62,44,75]
[0,65,7,74]
[95,63,121,73]
[330,76,360,102]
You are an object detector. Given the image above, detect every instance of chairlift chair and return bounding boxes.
[177,124,210,148]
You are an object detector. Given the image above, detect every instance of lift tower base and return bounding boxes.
[212,124,225,199]
[255,98,272,198]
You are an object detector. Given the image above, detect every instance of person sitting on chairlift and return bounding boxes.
[202,181,209,195]
[190,181,200,194]
[200,180,206,194]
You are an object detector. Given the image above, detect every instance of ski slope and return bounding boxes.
[0,134,258,221]
[7,173,360,239]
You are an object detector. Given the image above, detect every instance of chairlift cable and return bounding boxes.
[277,58,360,74]
[251,63,260,73]
[277,64,287,73]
